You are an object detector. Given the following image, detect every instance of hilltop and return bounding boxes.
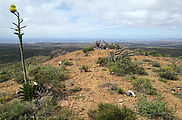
[44,49,182,119]
[0,47,182,119]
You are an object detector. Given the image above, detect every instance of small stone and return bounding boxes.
[119,103,123,106]
[126,90,136,97]
[118,99,124,103]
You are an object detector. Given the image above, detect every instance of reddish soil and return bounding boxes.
[43,49,182,120]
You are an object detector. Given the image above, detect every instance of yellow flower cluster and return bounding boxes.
[9,4,17,13]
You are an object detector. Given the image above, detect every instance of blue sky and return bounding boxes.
[0,0,182,42]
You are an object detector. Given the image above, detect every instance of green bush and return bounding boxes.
[82,46,94,53]
[28,65,68,85]
[35,96,58,118]
[117,88,124,94]
[97,57,108,66]
[143,59,151,62]
[50,108,83,120]
[0,100,33,119]
[62,59,73,66]
[151,61,160,67]
[158,78,167,83]
[131,77,157,95]
[81,65,89,72]
[88,103,136,120]
[109,43,120,50]
[136,95,175,120]
[108,57,147,76]
[14,72,24,84]
[0,71,12,83]
[158,67,177,80]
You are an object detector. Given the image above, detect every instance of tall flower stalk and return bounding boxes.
[10,4,28,83]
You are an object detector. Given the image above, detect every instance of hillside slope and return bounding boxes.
[44,49,182,119]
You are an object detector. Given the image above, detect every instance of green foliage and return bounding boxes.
[151,61,160,67]
[82,46,94,53]
[136,95,175,120]
[0,70,12,83]
[96,57,108,66]
[14,72,24,84]
[62,59,73,66]
[177,56,182,60]
[88,103,136,120]
[109,43,120,50]
[18,82,40,101]
[50,109,82,120]
[158,78,167,83]
[117,88,124,94]
[108,57,147,76]
[131,77,157,95]
[81,65,89,72]
[143,59,151,62]
[0,100,33,119]
[35,96,58,118]
[173,92,182,99]
[28,65,68,85]
[134,49,161,57]
[158,67,177,80]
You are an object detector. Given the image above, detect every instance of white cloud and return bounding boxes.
[0,0,182,38]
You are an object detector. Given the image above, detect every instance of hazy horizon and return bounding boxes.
[1,0,182,42]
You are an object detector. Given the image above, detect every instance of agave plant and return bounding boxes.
[18,82,39,101]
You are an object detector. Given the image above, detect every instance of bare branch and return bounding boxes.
[20,19,23,23]
[14,32,19,35]
[12,22,18,27]
[20,26,26,29]
[10,27,18,31]
[21,33,24,36]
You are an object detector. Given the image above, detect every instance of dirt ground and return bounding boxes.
[43,49,182,120]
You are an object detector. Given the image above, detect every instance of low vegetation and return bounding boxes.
[108,57,147,76]
[151,61,160,67]
[0,71,13,83]
[81,65,89,72]
[136,95,176,120]
[61,59,73,66]
[88,103,136,120]
[96,57,108,66]
[130,77,157,95]
[82,45,94,54]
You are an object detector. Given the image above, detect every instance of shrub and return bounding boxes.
[14,72,24,84]
[88,103,136,120]
[151,61,160,67]
[28,65,68,85]
[158,67,177,80]
[108,57,147,76]
[109,43,120,50]
[97,57,108,66]
[143,59,151,62]
[81,65,89,72]
[0,100,33,119]
[117,88,124,94]
[0,71,12,83]
[61,59,73,66]
[82,46,94,53]
[50,109,82,120]
[131,77,157,95]
[173,92,182,99]
[28,65,68,97]
[158,78,167,83]
[136,95,175,120]
[134,49,144,55]
[35,96,58,118]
